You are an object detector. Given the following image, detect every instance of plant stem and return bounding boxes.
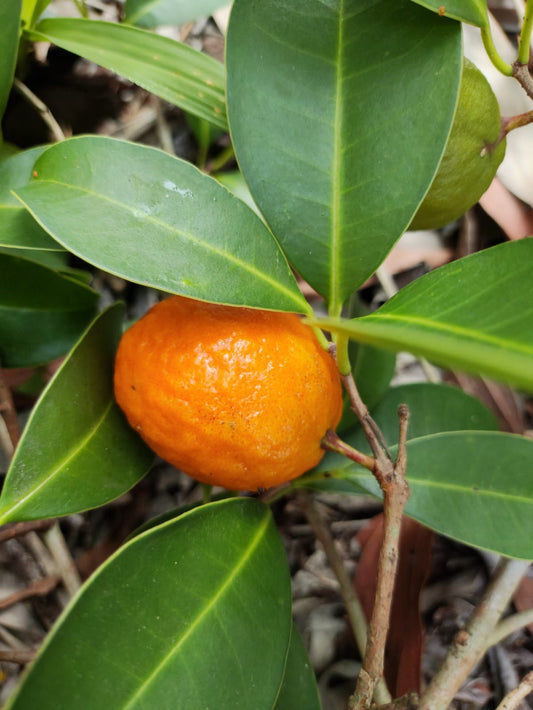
[0,366,21,455]
[12,78,65,143]
[481,26,513,77]
[501,109,533,139]
[349,405,410,710]
[321,429,375,471]
[486,608,533,649]
[298,491,392,706]
[512,61,533,100]
[418,557,530,710]
[518,0,533,64]
[495,670,533,710]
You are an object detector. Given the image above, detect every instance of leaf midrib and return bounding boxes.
[356,313,533,355]
[0,400,114,522]
[17,180,307,312]
[121,511,271,708]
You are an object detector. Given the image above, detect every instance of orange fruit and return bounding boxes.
[114,295,343,491]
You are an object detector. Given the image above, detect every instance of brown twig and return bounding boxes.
[0,519,54,544]
[513,61,533,100]
[495,670,533,710]
[321,429,375,471]
[0,366,21,453]
[0,648,38,665]
[0,574,60,611]
[349,403,411,710]
[298,491,392,706]
[418,557,530,710]
[12,78,66,143]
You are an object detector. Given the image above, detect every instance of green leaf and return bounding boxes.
[15,136,309,313]
[125,0,230,28]
[410,0,488,28]
[0,147,65,252]
[0,304,153,523]
[21,0,54,28]
[311,239,533,393]
[0,253,99,368]
[275,624,321,710]
[0,0,22,127]
[226,0,462,312]
[315,431,533,560]
[25,17,227,130]
[6,498,293,710]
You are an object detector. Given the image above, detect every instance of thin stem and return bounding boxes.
[512,61,533,100]
[349,406,410,710]
[495,670,533,710]
[418,557,530,710]
[501,109,533,138]
[321,429,375,471]
[487,608,533,649]
[298,491,392,706]
[518,0,533,64]
[0,366,21,453]
[481,26,514,77]
[12,78,65,142]
[43,522,82,597]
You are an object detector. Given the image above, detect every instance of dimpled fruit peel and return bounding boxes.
[114,295,343,491]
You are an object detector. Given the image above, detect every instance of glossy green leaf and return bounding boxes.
[410,0,488,28]
[26,17,227,130]
[312,431,533,560]
[15,136,309,313]
[0,147,65,251]
[125,0,230,28]
[226,0,462,311]
[0,0,21,127]
[6,498,293,710]
[311,239,533,393]
[0,304,153,523]
[275,624,321,710]
[0,253,99,368]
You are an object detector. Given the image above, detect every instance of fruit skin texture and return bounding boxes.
[114,296,343,491]
[410,58,506,231]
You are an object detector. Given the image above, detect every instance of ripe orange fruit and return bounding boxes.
[114,295,343,491]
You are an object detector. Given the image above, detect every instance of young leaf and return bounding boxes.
[125,0,230,28]
[0,253,99,368]
[5,499,293,710]
[226,0,462,312]
[313,431,533,560]
[15,136,309,314]
[25,17,227,130]
[275,624,321,710]
[410,0,489,28]
[311,239,533,393]
[0,304,153,523]
[0,147,65,251]
[0,0,21,128]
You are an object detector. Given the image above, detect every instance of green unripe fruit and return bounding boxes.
[410,58,506,231]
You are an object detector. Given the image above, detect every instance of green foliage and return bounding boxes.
[15,136,308,313]
[410,0,489,28]
[311,239,533,393]
[0,305,153,522]
[25,18,227,129]
[5,499,294,709]
[1,0,533,706]
[0,0,22,135]
[226,0,462,312]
